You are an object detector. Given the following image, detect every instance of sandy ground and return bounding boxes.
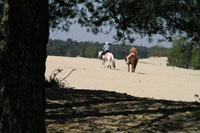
[45,56,200,102]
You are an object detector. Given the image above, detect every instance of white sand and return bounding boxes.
[45,56,200,102]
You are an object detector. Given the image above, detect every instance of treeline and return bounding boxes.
[167,38,200,69]
[47,39,169,59]
[47,38,200,69]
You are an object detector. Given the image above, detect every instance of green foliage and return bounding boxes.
[47,38,169,59]
[110,44,131,59]
[167,38,199,69]
[190,47,200,69]
[47,39,68,56]
[148,45,169,57]
[85,46,97,58]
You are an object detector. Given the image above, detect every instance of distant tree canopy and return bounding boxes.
[85,46,97,58]
[47,39,169,59]
[148,45,170,57]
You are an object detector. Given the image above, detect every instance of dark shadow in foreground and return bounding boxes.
[45,88,200,132]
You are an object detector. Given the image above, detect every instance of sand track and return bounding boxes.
[45,56,200,102]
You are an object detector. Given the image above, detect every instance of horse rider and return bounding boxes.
[101,42,110,59]
[126,43,138,64]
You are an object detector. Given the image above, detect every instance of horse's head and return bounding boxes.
[98,51,103,59]
[124,53,128,61]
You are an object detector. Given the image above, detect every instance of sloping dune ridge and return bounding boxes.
[45,56,200,102]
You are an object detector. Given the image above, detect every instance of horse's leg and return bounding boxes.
[112,60,115,69]
[106,61,109,68]
[135,58,138,70]
[107,59,111,69]
[103,60,105,67]
[132,63,135,72]
[109,59,112,69]
[132,67,135,72]
[128,64,130,72]
[108,61,111,69]
[132,58,138,72]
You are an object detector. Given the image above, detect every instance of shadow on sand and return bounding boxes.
[46,88,200,132]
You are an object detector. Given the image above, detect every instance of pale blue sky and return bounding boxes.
[50,24,172,48]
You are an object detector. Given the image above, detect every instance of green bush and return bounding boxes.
[190,47,200,69]
[167,38,192,68]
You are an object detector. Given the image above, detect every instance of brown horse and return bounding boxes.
[125,53,138,72]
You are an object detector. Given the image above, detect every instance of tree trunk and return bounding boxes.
[0,0,49,132]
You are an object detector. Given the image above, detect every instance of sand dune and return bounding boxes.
[45,56,200,102]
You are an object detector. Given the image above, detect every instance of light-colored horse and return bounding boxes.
[98,51,116,69]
